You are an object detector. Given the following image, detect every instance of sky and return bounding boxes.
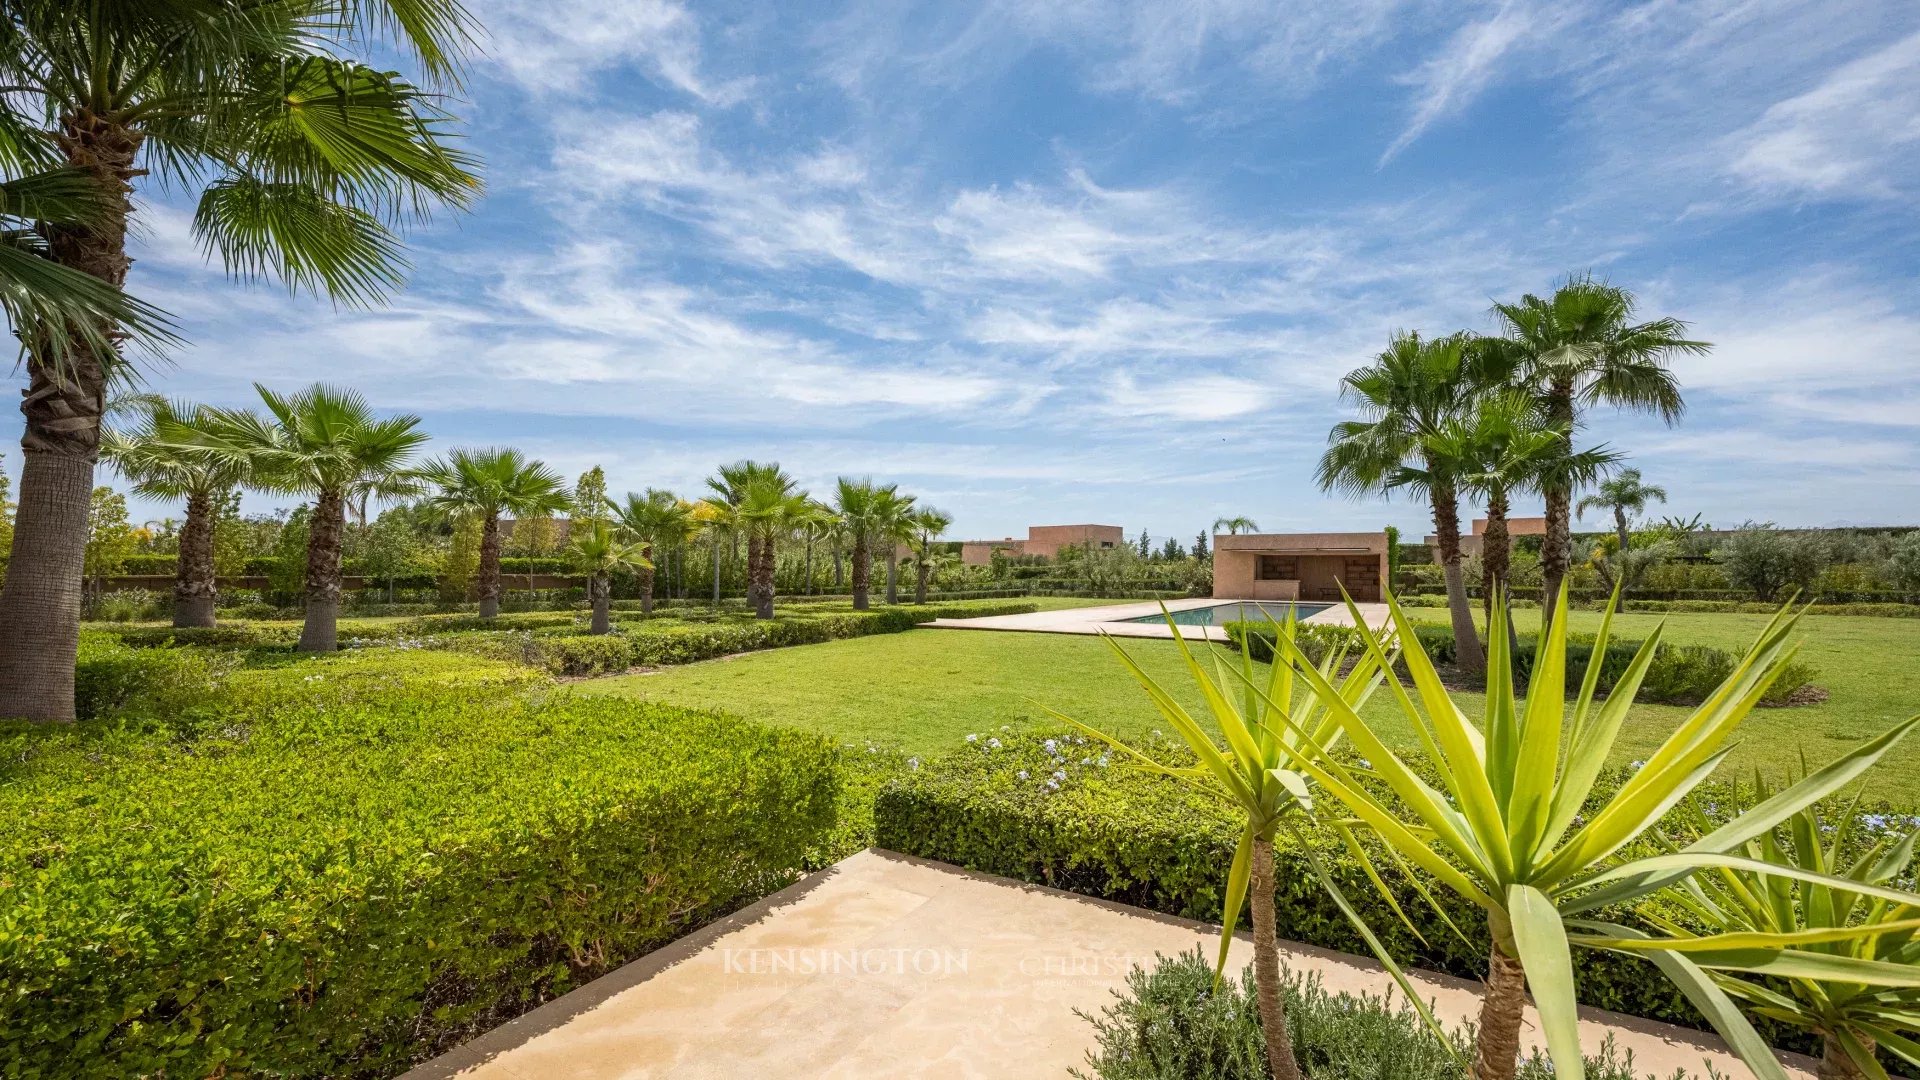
[10,0,1920,544]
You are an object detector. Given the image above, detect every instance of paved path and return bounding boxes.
[925,598,1392,641]
[406,850,1812,1080]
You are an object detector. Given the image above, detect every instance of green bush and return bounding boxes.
[1221,622,1816,706]
[1074,949,1699,1080]
[875,732,1716,1037]
[0,690,840,1078]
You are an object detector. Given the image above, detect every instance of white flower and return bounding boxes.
[965,733,978,743]
[1043,738,1059,753]
[1052,770,1067,782]
[908,757,920,771]
[1017,770,1029,780]
[988,738,1001,749]
[1046,778,1060,790]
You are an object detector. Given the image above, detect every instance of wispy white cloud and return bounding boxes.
[1723,31,1920,201]
[1380,1,1541,162]
[473,0,751,103]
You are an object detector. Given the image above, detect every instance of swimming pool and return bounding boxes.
[1118,601,1333,626]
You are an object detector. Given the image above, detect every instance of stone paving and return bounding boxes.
[406,850,1811,1080]
[924,597,1391,641]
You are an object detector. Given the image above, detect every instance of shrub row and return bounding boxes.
[1,685,840,1078]
[872,732,1768,1044]
[471,600,1041,676]
[1221,620,1817,706]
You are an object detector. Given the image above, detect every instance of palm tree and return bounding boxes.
[878,487,918,605]
[609,489,692,614]
[173,384,427,652]
[793,500,838,596]
[834,478,913,610]
[101,401,253,628]
[419,449,572,620]
[567,521,650,635]
[1577,468,1667,553]
[0,0,477,722]
[1483,277,1708,623]
[712,462,808,619]
[1317,331,1487,674]
[1212,515,1260,535]
[1404,393,1618,645]
[907,507,954,603]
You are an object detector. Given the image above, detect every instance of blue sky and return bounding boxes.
[12,0,1920,543]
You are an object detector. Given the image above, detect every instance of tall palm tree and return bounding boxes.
[1483,278,1707,623]
[1577,467,1667,553]
[609,488,692,614]
[101,401,253,628]
[716,462,808,619]
[173,384,427,652]
[1405,393,1618,642]
[834,478,913,610]
[0,0,478,721]
[567,521,650,635]
[419,449,572,619]
[793,500,837,596]
[1317,331,1486,674]
[907,507,953,603]
[1212,515,1259,535]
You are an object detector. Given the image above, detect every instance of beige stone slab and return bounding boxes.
[406,850,1815,1080]
[924,599,1391,640]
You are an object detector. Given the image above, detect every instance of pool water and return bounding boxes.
[1119,601,1333,627]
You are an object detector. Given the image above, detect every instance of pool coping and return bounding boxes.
[924,598,1390,640]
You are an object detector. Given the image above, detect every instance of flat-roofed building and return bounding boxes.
[958,524,1125,566]
[1212,531,1389,603]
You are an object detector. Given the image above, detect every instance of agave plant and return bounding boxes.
[1053,610,1442,1080]
[1618,792,1920,1080]
[1263,585,1919,1080]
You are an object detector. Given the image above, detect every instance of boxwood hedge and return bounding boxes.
[1,682,840,1077]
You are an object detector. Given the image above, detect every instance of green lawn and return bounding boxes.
[575,606,1920,801]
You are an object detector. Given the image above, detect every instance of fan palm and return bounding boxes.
[1403,393,1618,629]
[1272,585,1920,1080]
[1578,468,1668,553]
[1213,515,1260,535]
[834,478,913,610]
[609,488,692,614]
[1482,278,1707,622]
[101,400,253,627]
[706,460,809,619]
[877,487,917,605]
[1636,793,1920,1080]
[567,521,651,635]
[167,384,428,652]
[0,0,479,721]
[795,500,838,596]
[419,448,572,619]
[908,506,953,603]
[1317,331,1486,673]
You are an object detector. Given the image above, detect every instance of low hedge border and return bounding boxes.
[1,687,840,1078]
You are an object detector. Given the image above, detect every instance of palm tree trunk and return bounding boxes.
[175,489,218,628]
[1818,1033,1873,1080]
[1472,944,1527,1080]
[1540,380,1576,626]
[638,542,656,614]
[1614,507,1630,553]
[710,534,722,605]
[1428,466,1486,674]
[749,534,775,619]
[299,489,347,653]
[915,558,930,604]
[589,572,610,634]
[476,511,502,618]
[833,545,844,588]
[804,535,815,596]
[0,111,141,723]
[1250,838,1305,1080]
[885,549,900,604]
[851,536,871,610]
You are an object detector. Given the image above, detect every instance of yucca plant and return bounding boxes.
[1616,791,1920,1080]
[1263,584,1919,1080]
[1054,609,1441,1080]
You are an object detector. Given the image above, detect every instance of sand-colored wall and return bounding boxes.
[1212,532,1388,602]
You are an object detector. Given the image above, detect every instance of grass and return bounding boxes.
[575,604,1920,802]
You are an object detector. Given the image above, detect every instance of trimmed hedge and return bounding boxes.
[1222,620,1817,707]
[876,732,1744,1040]
[1,684,840,1077]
